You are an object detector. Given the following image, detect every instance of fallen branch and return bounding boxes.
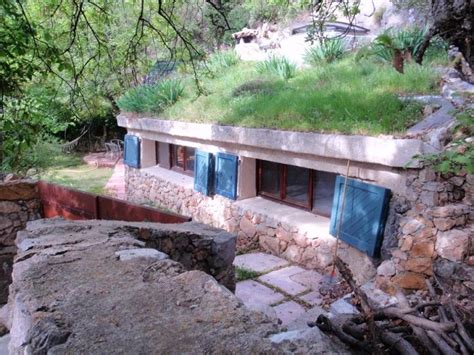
[380,331,419,355]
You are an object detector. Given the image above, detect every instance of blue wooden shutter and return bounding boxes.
[123,135,140,168]
[329,176,390,257]
[194,150,213,196]
[215,153,238,200]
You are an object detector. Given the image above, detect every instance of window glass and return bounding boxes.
[313,171,336,216]
[285,165,310,204]
[173,145,185,169]
[260,161,280,196]
[185,147,195,172]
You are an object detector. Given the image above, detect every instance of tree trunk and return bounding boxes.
[430,0,474,69]
[393,49,405,73]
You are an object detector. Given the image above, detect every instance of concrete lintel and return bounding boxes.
[117,115,438,168]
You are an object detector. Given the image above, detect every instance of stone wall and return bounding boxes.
[0,179,41,304]
[125,222,237,291]
[377,170,473,296]
[127,167,377,284]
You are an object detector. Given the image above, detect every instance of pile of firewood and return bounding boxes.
[311,257,474,355]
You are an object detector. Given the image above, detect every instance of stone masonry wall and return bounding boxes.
[127,168,377,284]
[0,179,41,304]
[377,170,473,296]
[123,221,237,291]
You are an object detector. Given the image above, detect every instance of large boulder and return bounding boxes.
[6,218,347,354]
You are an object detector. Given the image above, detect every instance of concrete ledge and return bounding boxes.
[118,115,439,168]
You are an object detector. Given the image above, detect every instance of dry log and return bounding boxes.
[380,331,420,355]
[395,289,440,355]
[447,302,474,352]
[452,333,470,355]
[377,307,456,332]
[427,330,458,355]
[315,314,369,350]
[342,321,366,340]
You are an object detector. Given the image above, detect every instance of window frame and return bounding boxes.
[169,144,195,176]
[257,160,334,217]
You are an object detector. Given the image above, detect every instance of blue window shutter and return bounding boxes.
[329,176,391,257]
[194,150,213,196]
[123,135,140,168]
[215,153,238,200]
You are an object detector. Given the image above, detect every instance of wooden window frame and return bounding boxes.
[257,160,333,217]
[169,144,195,176]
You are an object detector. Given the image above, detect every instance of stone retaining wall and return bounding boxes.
[124,222,237,291]
[0,180,41,304]
[127,167,377,284]
[377,170,473,297]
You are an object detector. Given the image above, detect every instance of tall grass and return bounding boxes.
[256,55,296,81]
[163,56,440,135]
[206,50,240,75]
[117,78,184,114]
[304,38,346,64]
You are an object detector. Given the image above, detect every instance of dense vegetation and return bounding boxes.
[0,0,471,175]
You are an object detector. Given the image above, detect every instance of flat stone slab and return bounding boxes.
[330,298,360,316]
[259,266,310,296]
[233,252,289,273]
[0,334,9,354]
[7,219,284,354]
[115,248,169,261]
[273,301,306,327]
[298,291,323,306]
[290,270,324,289]
[287,306,326,331]
[236,280,285,307]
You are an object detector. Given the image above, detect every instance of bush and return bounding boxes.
[256,56,296,81]
[206,50,240,75]
[117,78,184,114]
[304,38,346,64]
[371,26,429,62]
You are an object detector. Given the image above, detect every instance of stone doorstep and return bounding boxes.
[233,252,290,274]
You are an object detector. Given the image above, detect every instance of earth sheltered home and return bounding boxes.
[117,98,473,294]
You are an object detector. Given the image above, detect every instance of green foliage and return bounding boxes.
[371,27,429,62]
[0,96,70,175]
[235,267,261,281]
[164,57,440,135]
[304,38,346,64]
[40,157,114,195]
[206,50,240,75]
[117,79,184,114]
[413,109,474,174]
[256,56,296,81]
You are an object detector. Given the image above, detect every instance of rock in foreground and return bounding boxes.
[6,219,347,354]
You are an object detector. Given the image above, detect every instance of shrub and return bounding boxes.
[256,55,296,81]
[117,78,184,114]
[304,38,346,64]
[206,50,239,75]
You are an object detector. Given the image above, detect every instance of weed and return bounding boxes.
[236,267,261,281]
[256,56,296,81]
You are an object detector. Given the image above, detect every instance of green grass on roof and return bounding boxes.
[150,55,441,135]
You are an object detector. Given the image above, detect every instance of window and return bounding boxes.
[170,144,195,176]
[257,159,336,216]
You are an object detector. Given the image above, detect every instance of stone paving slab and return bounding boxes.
[273,301,306,327]
[234,252,289,273]
[290,270,325,289]
[298,291,323,306]
[236,280,286,307]
[258,266,309,296]
[0,334,9,355]
[287,306,326,331]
